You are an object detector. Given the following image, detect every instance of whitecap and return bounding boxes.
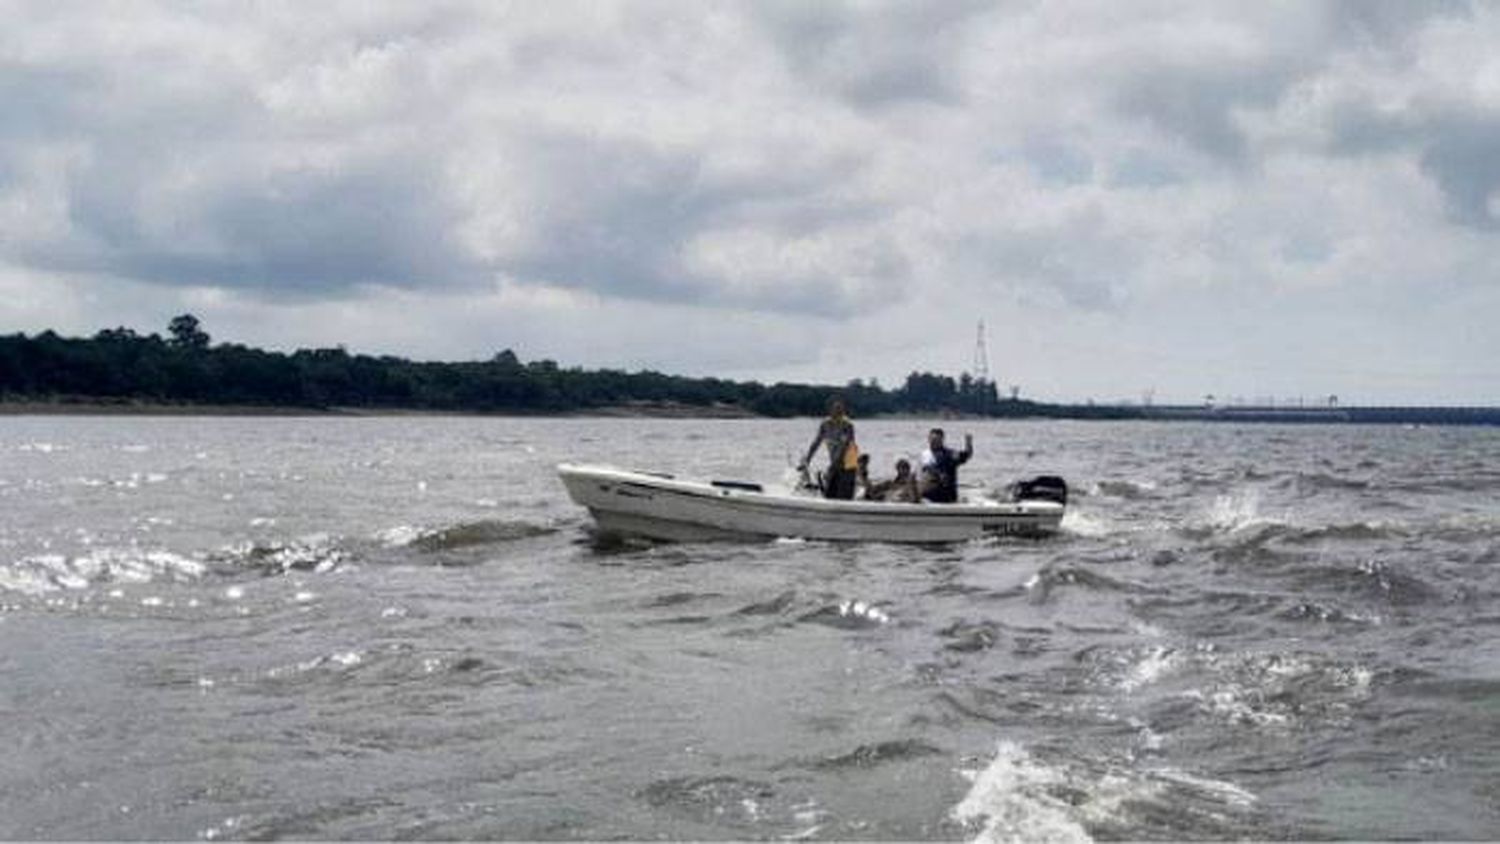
[1186,688,1291,727]
[212,535,348,576]
[1,549,204,596]
[199,815,246,840]
[1060,509,1113,538]
[837,599,890,624]
[952,742,1094,844]
[375,525,427,548]
[1204,490,1282,533]
[1119,647,1181,692]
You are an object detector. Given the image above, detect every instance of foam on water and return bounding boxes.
[208,534,348,576]
[0,548,205,596]
[1204,489,1281,533]
[952,742,1102,844]
[954,742,1269,843]
[800,596,893,629]
[1059,509,1114,538]
[1119,646,1182,692]
[376,525,427,547]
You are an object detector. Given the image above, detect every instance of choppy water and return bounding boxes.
[2,416,1499,840]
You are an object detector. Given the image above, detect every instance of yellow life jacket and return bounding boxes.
[842,441,860,470]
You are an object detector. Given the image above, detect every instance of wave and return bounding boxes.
[643,590,722,609]
[940,619,1002,653]
[800,598,891,628]
[1088,479,1159,500]
[1,548,204,596]
[952,742,1107,844]
[1275,521,1407,544]
[1378,473,1500,495]
[1275,601,1380,625]
[208,645,603,697]
[378,519,559,553]
[1,530,373,599]
[1075,641,1375,734]
[1059,509,1117,539]
[637,775,775,826]
[1202,490,1283,535]
[1429,513,1500,544]
[1290,472,1372,494]
[1284,559,1443,607]
[807,738,943,771]
[1024,565,1159,605]
[1187,651,1371,727]
[735,589,798,616]
[206,535,349,577]
[954,743,1266,842]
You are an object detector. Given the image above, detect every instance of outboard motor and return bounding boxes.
[1011,475,1068,506]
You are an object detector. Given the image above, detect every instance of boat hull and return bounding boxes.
[558,463,1063,543]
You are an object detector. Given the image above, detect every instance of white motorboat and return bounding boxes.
[557,463,1066,543]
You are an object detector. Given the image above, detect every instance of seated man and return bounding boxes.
[866,458,919,502]
[918,428,972,503]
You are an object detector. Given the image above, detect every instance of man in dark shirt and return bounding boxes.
[918,428,972,503]
[799,398,857,499]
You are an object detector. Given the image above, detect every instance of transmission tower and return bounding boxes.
[972,320,991,383]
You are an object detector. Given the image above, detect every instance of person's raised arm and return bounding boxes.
[957,433,974,464]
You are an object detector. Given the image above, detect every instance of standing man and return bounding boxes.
[799,397,858,499]
[919,428,972,503]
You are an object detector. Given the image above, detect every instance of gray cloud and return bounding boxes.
[751,0,986,107]
[1419,116,1500,229]
[2,1,1500,402]
[488,129,899,316]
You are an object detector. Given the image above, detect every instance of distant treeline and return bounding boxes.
[1,315,1123,418]
[6,317,1496,425]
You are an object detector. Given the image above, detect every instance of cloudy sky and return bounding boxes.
[3,1,1498,404]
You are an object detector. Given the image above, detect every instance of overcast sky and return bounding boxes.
[3,1,1498,404]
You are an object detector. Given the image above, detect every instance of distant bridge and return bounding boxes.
[1131,405,1500,426]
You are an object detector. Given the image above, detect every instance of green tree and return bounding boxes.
[168,314,210,349]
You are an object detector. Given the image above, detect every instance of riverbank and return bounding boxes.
[4,397,1499,426]
[0,399,334,416]
[0,398,759,418]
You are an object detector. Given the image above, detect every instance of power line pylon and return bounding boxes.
[972,320,991,383]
